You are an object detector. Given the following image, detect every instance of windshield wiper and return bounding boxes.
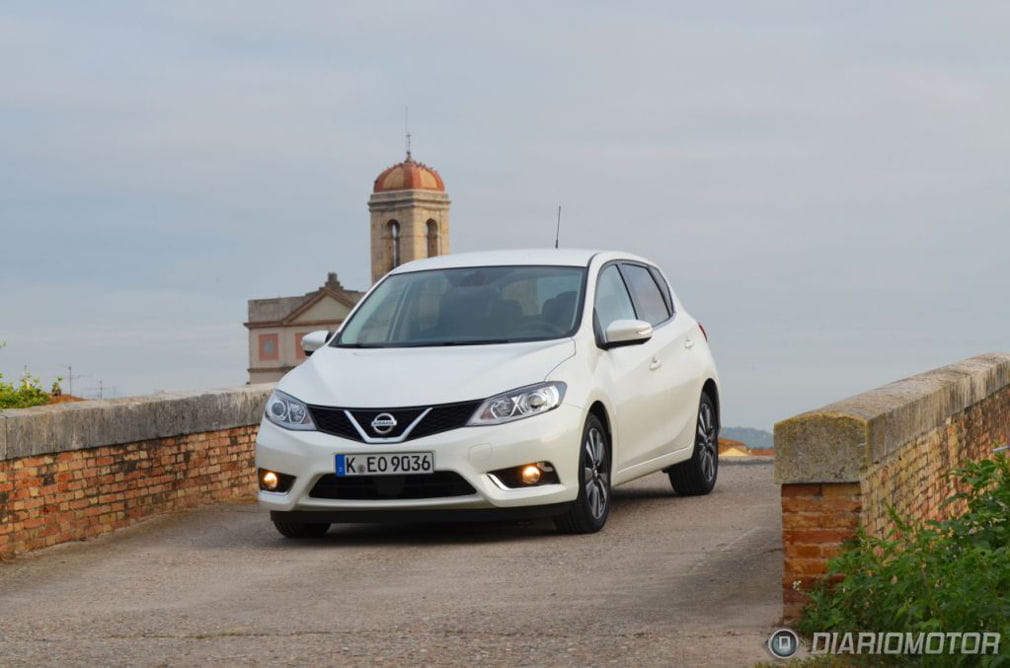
[429,339,516,346]
[335,339,524,348]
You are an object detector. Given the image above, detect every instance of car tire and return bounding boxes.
[668,393,719,496]
[554,414,611,534]
[272,518,331,539]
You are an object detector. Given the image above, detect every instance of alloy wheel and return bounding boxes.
[697,402,718,482]
[582,427,609,519]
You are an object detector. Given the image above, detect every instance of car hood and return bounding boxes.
[279,339,577,407]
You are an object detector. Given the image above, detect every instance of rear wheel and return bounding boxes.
[668,393,718,496]
[555,414,611,534]
[272,517,330,539]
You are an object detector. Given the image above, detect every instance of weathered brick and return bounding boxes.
[781,484,822,498]
[778,360,1010,623]
[822,483,861,498]
[0,421,261,559]
[782,511,859,531]
[782,529,856,546]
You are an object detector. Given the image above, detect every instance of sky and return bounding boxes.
[1,2,1008,429]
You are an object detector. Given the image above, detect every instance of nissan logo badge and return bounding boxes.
[371,413,398,435]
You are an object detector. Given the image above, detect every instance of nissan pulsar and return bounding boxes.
[256,249,720,537]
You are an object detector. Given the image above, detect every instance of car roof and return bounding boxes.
[389,249,654,273]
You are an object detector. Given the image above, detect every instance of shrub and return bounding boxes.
[0,370,53,409]
[0,344,54,409]
[798,454,1010,665]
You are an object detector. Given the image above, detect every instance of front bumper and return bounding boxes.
[255,403,584,517]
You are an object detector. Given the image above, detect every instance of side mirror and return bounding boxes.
[301,330,332,357]
[602,319,653,349]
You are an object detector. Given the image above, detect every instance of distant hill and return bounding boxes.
[722,427,773,449]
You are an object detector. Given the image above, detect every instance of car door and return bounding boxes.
[591,263,663,475]
[618,263,697,464]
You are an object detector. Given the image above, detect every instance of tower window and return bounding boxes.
[388,220,401,268]
[426,219,439,257]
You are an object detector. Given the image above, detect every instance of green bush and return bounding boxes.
[0,344,54,409]
[798,454,1010,665]
[0,370,53,409]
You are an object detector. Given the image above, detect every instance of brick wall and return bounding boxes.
[775,354,1010,622]
[859,385,1010,539]
[780,482,860,616]
[0,386,272,560]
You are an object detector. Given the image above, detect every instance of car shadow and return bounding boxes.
[316,519,559,546]
[250,485,699,548]
[611,486,682,501]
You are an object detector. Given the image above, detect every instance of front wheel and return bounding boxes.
[554,414,611,534]
[668,393,719,496]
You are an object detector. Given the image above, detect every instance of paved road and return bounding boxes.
[0,460,781,667]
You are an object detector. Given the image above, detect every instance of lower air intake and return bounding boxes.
[309,472,477,500]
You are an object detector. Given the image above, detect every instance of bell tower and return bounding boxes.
[368,150,450,284]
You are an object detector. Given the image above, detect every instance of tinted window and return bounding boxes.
[594,265,637,330]
[335,265,586,347]
[648,265,675,315]
[621,264,670,325]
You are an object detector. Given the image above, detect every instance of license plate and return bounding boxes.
[335,452,435,476]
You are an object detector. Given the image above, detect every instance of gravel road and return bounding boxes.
[0,459,782,667]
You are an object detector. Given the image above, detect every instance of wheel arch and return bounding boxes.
[587,400,612,447]
[701,379,720,430]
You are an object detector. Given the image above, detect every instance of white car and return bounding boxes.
[256,249,720,537]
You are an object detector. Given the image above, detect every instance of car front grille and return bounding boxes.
[306,407,359,440]
[308,472,477,500]
[308,400,482,443]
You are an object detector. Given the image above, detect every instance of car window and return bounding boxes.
[620,264,670,326]
[648,265,675,315]
[594,265,637,331]
[335,265,586,347]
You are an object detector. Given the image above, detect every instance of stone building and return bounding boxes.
[246,152,451,383]
[369,152,450,283]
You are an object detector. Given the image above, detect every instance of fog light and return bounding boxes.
[260,470,279,491]
[258,468,295,493]
[520,464,541,485]
[488,462,559,489]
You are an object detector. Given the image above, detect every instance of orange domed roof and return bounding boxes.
[373,156,445,193]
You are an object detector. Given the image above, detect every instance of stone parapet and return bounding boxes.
[0,385,274,461]
[774,353,1010,621]
[0,385,274,559]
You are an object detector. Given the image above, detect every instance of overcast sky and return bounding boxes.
[2,2,1008,429]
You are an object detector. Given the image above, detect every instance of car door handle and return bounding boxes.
[684,338,695,350]
[649,356,662,371]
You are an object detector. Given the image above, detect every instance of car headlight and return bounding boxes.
[468,382,566,426]
[264,390,316,431]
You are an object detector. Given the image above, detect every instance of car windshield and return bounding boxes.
[334,265,586,347]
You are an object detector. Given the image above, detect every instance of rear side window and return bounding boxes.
[648,266,675,315]
[620,264,671,326]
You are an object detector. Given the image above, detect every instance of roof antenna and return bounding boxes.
[554,205,562,249]
[404,106,412,161]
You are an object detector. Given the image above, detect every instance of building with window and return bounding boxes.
[369,152,450,283]
[245,152,450,383]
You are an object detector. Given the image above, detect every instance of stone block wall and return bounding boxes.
[774,353,1010,621]
[0,385,272,559]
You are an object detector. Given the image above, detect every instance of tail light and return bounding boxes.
[698,322,708,341]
